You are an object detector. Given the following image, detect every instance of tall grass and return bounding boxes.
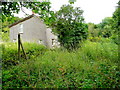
[79,41,118,62]
[2,42,47,68]
[2,41,119,88]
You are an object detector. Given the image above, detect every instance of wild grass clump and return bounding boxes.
[2,42,47,69]
[88,36,119,45]
[79,40,118,63]
[2,41,119,88]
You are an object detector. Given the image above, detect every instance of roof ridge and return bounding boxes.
[9,14,35,28]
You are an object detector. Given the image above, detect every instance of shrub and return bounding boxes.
[2,42,47,69]
[79,41,118,62]
[2,41,119,88]
[53,5,88,50]
[88,36,101,42]
[110,34,119,45]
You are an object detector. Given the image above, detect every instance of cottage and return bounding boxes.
[9,14,59,48]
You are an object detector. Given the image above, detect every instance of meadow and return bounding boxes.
[2,39,120,88]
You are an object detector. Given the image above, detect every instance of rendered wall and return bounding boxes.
[10,16,59,48]
[10,16,48,46]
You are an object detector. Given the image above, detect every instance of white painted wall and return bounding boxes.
[10,15,60,48]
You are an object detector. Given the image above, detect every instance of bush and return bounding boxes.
[2,41,119,88]
[88,36,119,44]
[110,34,119,45]
[2,42,47,68]
[88,36,101,42]
[53,5,88,50]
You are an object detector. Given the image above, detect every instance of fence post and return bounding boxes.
[20,40,27,60]
[18,34,20,61]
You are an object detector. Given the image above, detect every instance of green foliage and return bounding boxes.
[22,2,55,25]
[1,2,55,42]
[88,35,119,45]
[52,5,88,50]
[112,1,120,33]
[87,1,120,40]
[98,17,113,29]
[110,34,119,45]
[2,42,47,69]
[2,2,55,26]
[97,17,113,38]
[88,16,119,43]
[87,21,119,44]
[2,41,119,88]
[2,2,50,17]
[88,23,99,37]
[1,16,21,42]
[80,41,118,62]
[88,36,101,42]
[2,2,20,17]
[69,0,77,4]
[1,1,119,88]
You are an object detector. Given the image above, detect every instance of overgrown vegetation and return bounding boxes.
[1,16,21,42]
[2,42,47,69]
[52,5,88,50]
[2,41,119,88]
[1,0,120,89]
[87,1,119,46]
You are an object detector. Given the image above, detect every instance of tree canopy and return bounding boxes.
[1,2,54,42]
[112,1,120,33]
[52,5,88,50]
[2,2,53,23]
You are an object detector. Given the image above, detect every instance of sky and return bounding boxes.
[14,0,119,24]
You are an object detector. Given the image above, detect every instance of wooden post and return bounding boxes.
[20,40,27,60]
[18,34,27,60]
[18,34,20,61]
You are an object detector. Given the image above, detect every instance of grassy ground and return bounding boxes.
[2,40,120,88]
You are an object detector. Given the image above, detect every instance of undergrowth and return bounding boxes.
[2,41,120,88]
[2,42,47,68]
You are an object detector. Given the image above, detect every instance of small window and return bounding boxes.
[13,39,16,42]
[52,39,57,46]
[38,40,43,44]
[52,39,54,46]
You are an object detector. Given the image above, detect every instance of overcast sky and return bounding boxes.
[15,0,119,24]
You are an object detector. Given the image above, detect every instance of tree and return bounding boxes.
[0,16,21,42]
[110,1,120,45]
[112,1,120,33]
[88,23,99,37]
[1,1,55,41]
[97,17,113,38]
[1,2,55,25]
[52,5,88,50]
[1,2,50,16]
[69,0,77,4]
